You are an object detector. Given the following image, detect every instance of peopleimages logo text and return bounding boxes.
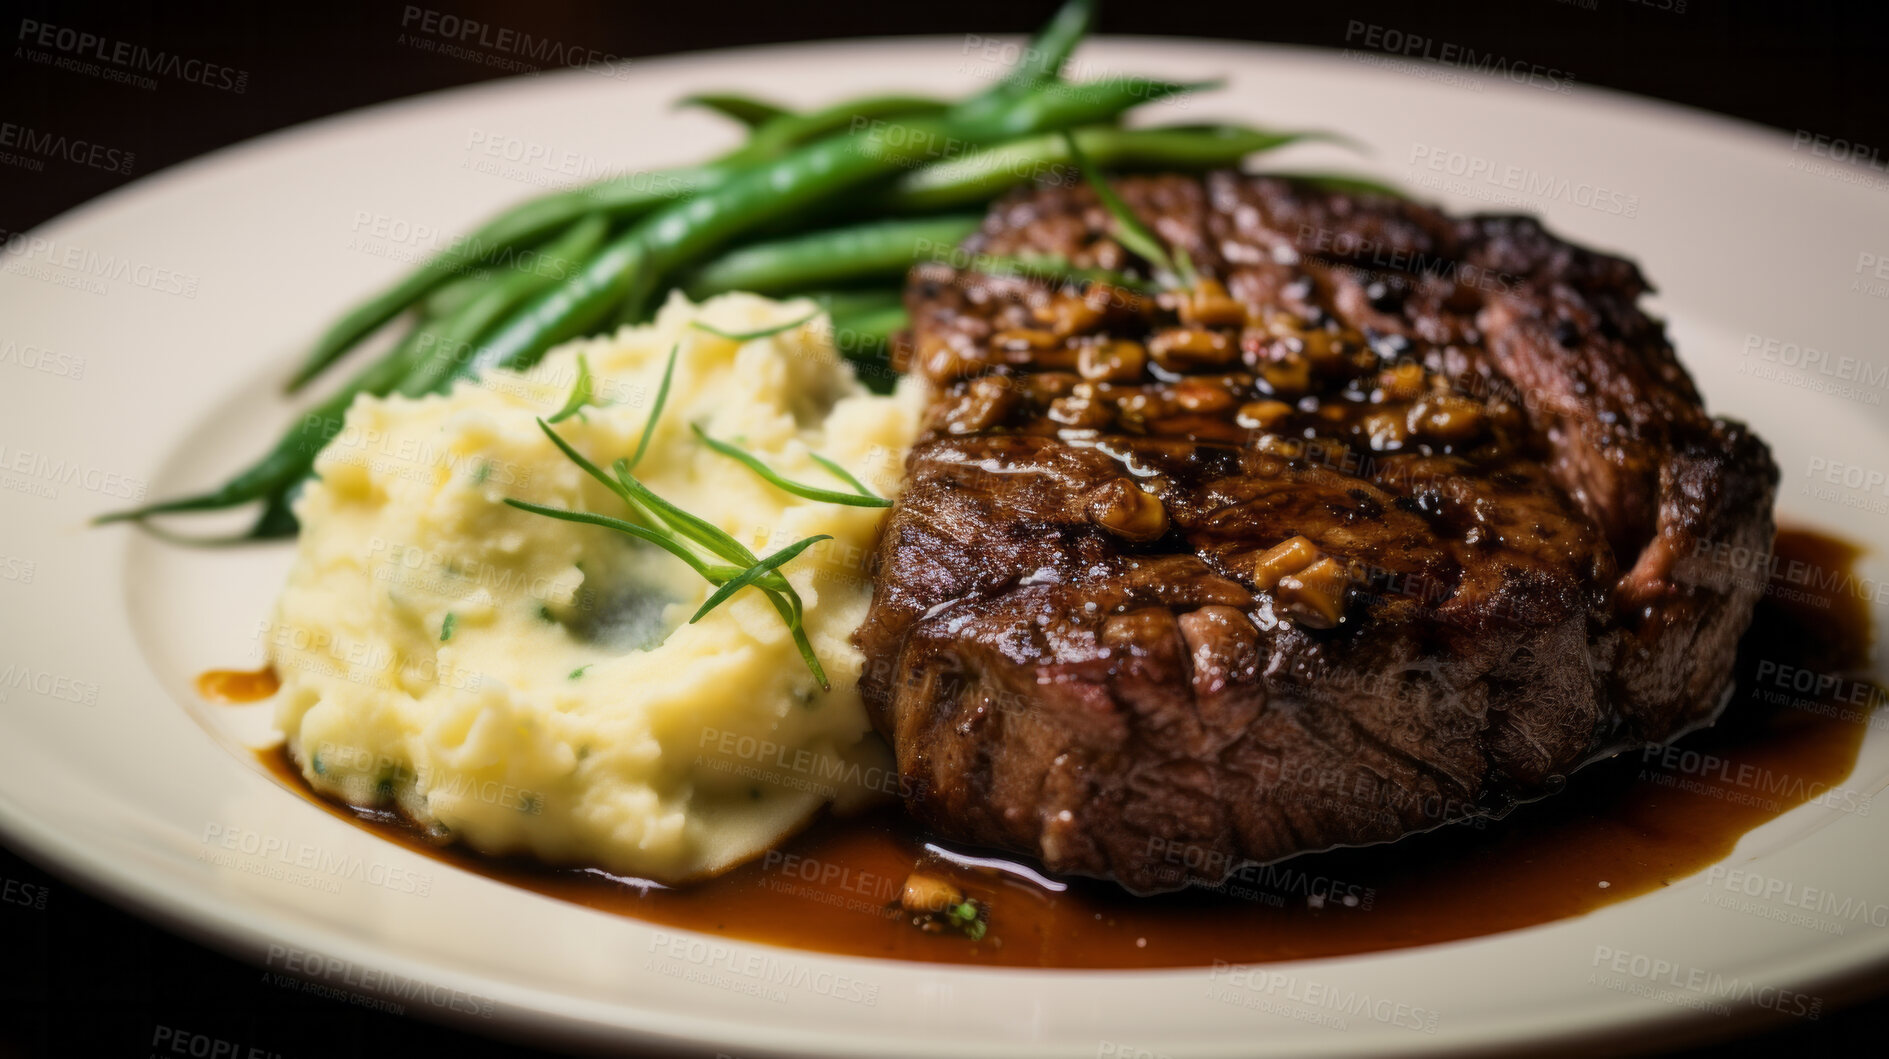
[16,19,249,93]
[1344,21,1575,92]
[398,7,633,78]
[0,120,133,174]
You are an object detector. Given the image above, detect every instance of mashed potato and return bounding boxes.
[268,293,925,882]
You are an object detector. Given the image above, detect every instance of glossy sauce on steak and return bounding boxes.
[856,173,1778,894]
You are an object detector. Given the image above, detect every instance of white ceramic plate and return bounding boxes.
[2,36,1887,1058]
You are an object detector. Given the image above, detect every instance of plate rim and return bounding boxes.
[2,33,1887,1058]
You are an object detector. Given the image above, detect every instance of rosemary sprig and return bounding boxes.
[505,496,733,583]
[504,342,836,687]
[1060,130,1199,289]
[691,533,831,624]
[546,352,598,424]
[691,424,891,508]
[1261,170,1409,200]
[689,308,821,342]
[976,252,1154,294]
[625,342,679,472]
[807,453,877,498]
[606,458,786,591]
[508,491,830,687]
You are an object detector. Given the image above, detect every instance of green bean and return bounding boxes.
[457,75,1208,382]
[679,215,981,298]
[97,220,605,526]
[423,267,498,318]
[651,125,1285,313]
[796,288,905,319]
[233,214,604,531]
[285,166,721,391]
[606,93,967,325]
[1261,170,1408,199]
[829,305,907,348]
[96,321,441,524]
[677,92,792,128]
[877,124,1321,212]
[723,94,951,167]
[396,214,610,397]
[287,94,956,393]
[246,487,302,540]
[951,0,1095,123]
[822,304,908,396]
[238,101,998,525]
[284,2,1094,393]
[111,2,1118,534]
[1002,0,1094,90]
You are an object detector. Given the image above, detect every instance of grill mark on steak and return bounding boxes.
[858,173,1777,894]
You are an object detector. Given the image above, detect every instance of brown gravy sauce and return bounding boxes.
[248,527,1879,969]
[198,665,280,704]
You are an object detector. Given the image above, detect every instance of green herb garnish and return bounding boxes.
[692,425,891,507]
[807,453,878,498]
[676,91,792,129]
[546,351,598,424]
[1262,170,1409,200]
[507,494,730,584]
[1060,130,1198,288]
[946,899,987,941]
[439,613,457,641]
[977,252,1154,293]
[689,308,820,343]
[506,343,838,687]
[569,664,591,680]
[691,533,831,623]
[625,343,679,473]
[506,455,829,687]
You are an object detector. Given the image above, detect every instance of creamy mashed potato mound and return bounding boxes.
[269,293,925,882]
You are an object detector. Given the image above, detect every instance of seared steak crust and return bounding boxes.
[856,174,1777,893]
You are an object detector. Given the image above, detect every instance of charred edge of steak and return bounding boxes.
[858,173,1778,894]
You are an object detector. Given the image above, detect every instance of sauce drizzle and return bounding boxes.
[249,527,1879,969]
[197,665,279,704]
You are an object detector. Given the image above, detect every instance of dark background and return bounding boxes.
[3,0,1887,1055]
[4,0,1889,236]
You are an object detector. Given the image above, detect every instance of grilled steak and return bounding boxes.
[854,173,1777,894]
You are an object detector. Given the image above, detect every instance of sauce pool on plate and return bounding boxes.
[246,527,1881,969]
[197,665,279,704]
